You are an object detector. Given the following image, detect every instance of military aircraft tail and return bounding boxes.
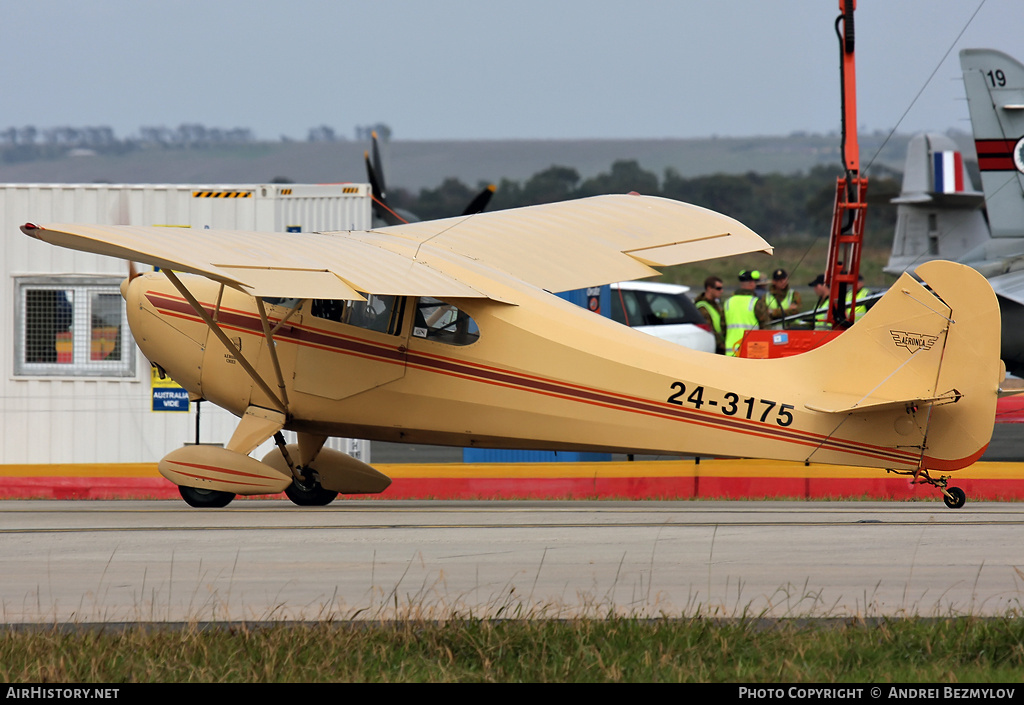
[884,50,1024,374]
[885,133,987,275]
[886,49,1024,276]
[960,48,1024,239]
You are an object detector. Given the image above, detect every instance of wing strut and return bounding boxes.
[163,271,288,414]
[254,298,291,410]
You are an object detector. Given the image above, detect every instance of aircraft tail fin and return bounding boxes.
[960,48,1024,238]
[800,260,1001,471]
[885,133,987,275]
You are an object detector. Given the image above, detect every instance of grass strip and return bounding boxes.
[2,616,1023,682]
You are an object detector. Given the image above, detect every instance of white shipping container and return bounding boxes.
[1,183,372,466]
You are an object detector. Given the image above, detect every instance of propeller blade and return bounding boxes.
[371,130,387,199]
[365,150,383,203]
[364,150,406,226]
[462,184,496,216]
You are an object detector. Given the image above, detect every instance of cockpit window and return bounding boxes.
[412,297,479,346]
[310,294,405,336]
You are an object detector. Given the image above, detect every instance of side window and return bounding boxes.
[642,292,685,325]
[643,291,704,325]
[15,277,135,378]
[310,294,405,336]
[263,297,301,310]
[412,297,479,346]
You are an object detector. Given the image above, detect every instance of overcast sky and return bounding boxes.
[4,0,1021,141]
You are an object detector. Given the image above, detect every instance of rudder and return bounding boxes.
[796,260,1000,471]
[960,48,1024,238]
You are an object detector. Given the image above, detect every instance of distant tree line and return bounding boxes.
[307,123,391,142]
[0,123,392,164]
[0,123,900,243]
[137,125,255,146]
[389,159,901,244]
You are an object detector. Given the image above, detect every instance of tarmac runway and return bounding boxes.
[2,499,1022,623]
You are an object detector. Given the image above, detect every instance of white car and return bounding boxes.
[609,281,716,353]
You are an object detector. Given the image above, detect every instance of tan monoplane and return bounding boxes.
[22,194,1002,509]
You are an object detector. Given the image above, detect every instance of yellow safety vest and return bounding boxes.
[724,293,759,356]
[767,289,796,315]
[765,288,797,329]
[812,298,831,330]
[695,299,722,335]
[845,288,869,321]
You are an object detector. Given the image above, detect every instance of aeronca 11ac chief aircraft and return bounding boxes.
[22,193,1003,509]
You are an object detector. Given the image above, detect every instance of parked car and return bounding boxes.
[609,281,716,353]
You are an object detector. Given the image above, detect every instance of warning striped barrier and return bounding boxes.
[191,190,253,198]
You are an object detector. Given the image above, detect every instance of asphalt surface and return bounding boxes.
[2,499,1022,623]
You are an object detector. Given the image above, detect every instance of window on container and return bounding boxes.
[15,277,135,377]
[412,297,479,346]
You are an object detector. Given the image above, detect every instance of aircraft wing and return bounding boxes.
[357,194,771,293]
[23,194,771,301]
[987,270,1024,307]
[21,222,496,301]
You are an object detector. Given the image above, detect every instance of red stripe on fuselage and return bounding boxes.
[400,347,921,465]
[144,291,924,466]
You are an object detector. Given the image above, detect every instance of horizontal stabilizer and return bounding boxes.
[890,191,984,208]
[805,389,961,415]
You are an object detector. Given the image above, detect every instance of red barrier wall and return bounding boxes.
[2,460,1021,502]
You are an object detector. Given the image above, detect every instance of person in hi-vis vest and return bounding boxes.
[765,268,801,328]
[694,275,726,354]
[724,269,770,356]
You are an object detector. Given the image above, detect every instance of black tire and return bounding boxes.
[284,475,339,507]
[179,485,235,508]
[943,486,967,509]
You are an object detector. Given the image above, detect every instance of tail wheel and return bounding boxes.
[284,475,338,507]
[179,485,235,508]
[943,486,967,510]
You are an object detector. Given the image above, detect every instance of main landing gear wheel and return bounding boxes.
[943,486,967,510]
[284,475,339,507]
[179,485,236,508]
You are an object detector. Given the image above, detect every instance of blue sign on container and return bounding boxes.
[153,387,190,412]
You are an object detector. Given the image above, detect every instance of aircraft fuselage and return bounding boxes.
[124,270,992,473]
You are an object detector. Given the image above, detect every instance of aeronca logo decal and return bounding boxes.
[890,330,939,354]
